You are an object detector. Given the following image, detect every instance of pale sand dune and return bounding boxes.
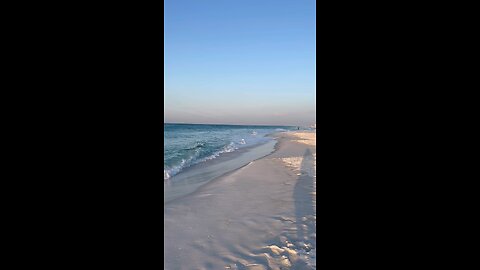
[164,131,316,269]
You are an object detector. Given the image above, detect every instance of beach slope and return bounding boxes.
[164,131,316,270]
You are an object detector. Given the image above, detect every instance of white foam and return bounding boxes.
[164,142,240,180]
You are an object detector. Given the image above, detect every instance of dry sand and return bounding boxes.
[164,131,316,269]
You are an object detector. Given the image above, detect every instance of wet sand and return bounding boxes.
[164,131,316,269]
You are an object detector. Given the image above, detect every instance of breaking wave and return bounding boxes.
[164,142,241,180]
[164,124,296,180]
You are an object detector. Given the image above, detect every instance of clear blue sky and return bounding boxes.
[164,0,316,126]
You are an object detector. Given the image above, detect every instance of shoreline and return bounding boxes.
[164,130,316,269]
[164,130,305,204]
[164,138,278,204]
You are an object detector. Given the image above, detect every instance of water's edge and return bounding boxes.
[164,137,281,204]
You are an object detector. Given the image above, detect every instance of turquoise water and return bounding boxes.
[164,123,296,180]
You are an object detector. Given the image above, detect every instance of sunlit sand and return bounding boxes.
[164,130,317,269]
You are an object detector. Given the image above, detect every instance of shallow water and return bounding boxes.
[164,123,296,181]
[164,139,278,203]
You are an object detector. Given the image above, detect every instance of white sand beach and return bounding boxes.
[164,131,317,270]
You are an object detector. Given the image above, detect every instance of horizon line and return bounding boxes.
[164,122,305,127]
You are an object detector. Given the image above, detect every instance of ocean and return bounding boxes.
[164,123,297,180]
[164,123,298,202]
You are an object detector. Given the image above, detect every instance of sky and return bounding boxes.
[164,0,316,126]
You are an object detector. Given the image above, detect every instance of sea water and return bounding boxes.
[164,123,297,180]
[164,123,297,202]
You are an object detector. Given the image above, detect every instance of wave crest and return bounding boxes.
[164,142,240,180]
